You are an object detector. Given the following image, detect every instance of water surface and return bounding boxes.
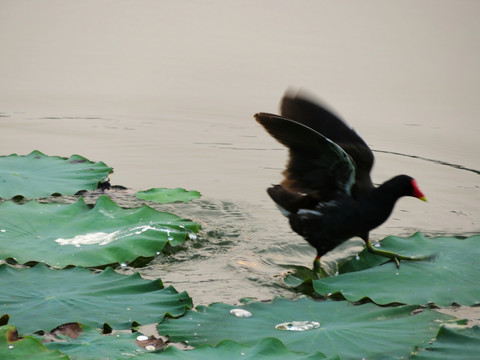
[1,1,479,305]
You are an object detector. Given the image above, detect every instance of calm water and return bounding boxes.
[1,1,479,305]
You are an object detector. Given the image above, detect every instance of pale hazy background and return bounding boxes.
[1,1,478,303]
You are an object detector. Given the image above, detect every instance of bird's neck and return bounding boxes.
[362,182,405,225]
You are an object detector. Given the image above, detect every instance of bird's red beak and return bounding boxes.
[411,179,427,201]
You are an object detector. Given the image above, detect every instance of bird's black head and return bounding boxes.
[391,175,427,201]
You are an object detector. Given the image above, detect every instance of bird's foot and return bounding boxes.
[313,256,329,278]
[366,240,433,269]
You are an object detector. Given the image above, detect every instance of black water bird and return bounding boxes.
[255,92,427,272]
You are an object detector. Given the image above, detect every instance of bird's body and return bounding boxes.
[255,92,427,270]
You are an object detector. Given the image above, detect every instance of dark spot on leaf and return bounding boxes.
[69,159,87,164]
[102,323,113,334]
[5,257,20,265]
[6,328,22,342]
[24,260,40,267]
[12,195,25,202]
[0,314,9,326]
[34,156,41,159]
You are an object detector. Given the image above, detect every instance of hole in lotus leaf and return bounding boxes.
[229,309,252,318]
[49,322,83,339]
[275,321,320,331]
[135,335,164,350]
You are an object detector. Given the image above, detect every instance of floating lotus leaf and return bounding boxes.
[136,188,201,204]
[310,233,480,306]
[38,327,330,360]
[0,325,68,360]
[0,151,112,198]
[0,195,199,267]
[412,325,480,359]
[0,264,192,333]
[158,297,454,359]
[153,338,331,360]
[37,323,163,360]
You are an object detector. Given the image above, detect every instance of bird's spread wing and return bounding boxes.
[255,112,355,199]
[280,93,374,195]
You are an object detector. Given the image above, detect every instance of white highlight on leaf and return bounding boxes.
[275,320,320,331]
[55,225,191,247]
[230,309,253,318]
[55,231,121,246]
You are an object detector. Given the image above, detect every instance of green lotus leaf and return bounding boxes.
[412,325,480,359]
[0,150,112,199]
[38,323,163,360]
[310,233,480,306]
[0,325,68,360]
[158,297,454,359]
[0,195,199,267]
[153,338,332,360]
[0,263,192,333]
[136,188,201,204]
[39,327,331,360]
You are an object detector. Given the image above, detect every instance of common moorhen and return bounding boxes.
[255,92,427,272]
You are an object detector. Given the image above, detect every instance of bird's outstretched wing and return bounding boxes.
[255,112,355,199]
[280,93,374,195]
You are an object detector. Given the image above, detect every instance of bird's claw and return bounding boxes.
[366,240,433,269]
[379,253,435,268]
[379,256,401,269]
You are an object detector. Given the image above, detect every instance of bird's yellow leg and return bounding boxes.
[313,256,329,278]
[365,239,429,268]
